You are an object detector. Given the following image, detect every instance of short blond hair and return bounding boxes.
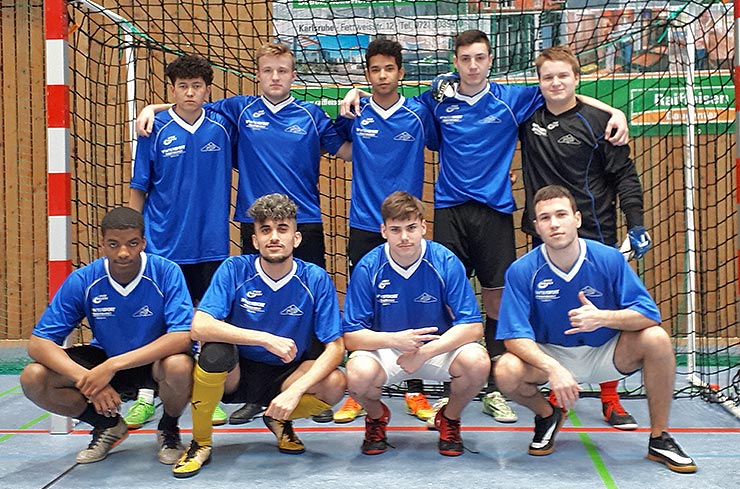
[535,45,580,78]
[255,42,295,70]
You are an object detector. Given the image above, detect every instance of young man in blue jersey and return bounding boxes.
[129,53,234,429]
[341,30,629,424]
[494,186,696,473]
[333,38,440,424]
[519,45,651,430]
[172,193,346,478]
[342,191,490,457]
[20,207,195,466]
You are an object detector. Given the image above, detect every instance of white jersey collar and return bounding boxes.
[384,238,427,279]
[540,238,587,282]
[105,252,147,296]
[255,256,297,291]
[168,107,206,134]
[261,95,295,114]
[454,84,491,105]
[369,95,405,119]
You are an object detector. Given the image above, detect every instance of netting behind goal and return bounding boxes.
[63,0,737,410]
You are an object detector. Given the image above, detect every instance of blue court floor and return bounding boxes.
[1,374,739,489]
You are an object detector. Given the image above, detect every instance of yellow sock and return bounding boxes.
[288,394,332,420]
[191,364,227,446]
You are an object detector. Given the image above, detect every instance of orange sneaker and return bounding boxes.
[404,392,434,421]
[333,397,366,424]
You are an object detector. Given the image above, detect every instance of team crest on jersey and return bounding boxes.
[285,125,307,135]
[280,304,304,316]
[414,292,438,304]
[445,105,460,113]
[478,115,501,124]
[531,122,548,137]
[360,117,375,126]
[253,110,265,119]
[535,279,560,303]
[246,289,263,299]
[200,141,221,152]
[579,285,603,298]
[163,135,177,146]
[393,132,415,142]
[133,306,154,318]
[547,121,559,130]
[92,294,108,305]
[557,134,581,145]
[378,279,391,290]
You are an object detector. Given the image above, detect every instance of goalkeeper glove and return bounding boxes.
[430,72,460,102]
[627,226,651,259]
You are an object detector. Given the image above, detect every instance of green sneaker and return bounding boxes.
[482,391,518,423]
[124,398,156,429]
[212,404,227,426]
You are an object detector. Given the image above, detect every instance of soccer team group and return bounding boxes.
[19,29,697,478]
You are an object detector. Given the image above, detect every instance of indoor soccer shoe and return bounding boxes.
[602,398,638,430]
[229,402,263,424]
[172,440,212,478]
[528,403,564,456]
[312,408,334,423]
[262,416,305,454]
[211,404,227,426]
[75,416,129,464]
[482,391,518,423]
[648,432,697,473]
[362,403,390,455]
[404,392,435,421]
[124,397,155,429]
[333,397,366,423]
[434,406,463,456]
[157,426,185,465]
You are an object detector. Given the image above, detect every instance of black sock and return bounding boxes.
[77,404,119,429]
[406,379,424,394]
[442,381,451,398]
[157,412,179,432]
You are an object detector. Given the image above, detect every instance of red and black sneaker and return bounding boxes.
[361,402,390,455]
[602,397,638,431]
[434,406,463,457]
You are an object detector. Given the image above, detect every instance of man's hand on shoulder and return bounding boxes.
[430,72,460,102]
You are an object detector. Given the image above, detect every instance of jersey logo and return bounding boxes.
[246,289,263,299]
[133,306,154,318]
[360,117,375,126]
[537,279,554,289]
[535,279,560,303]
[200,141,221,152]
[445,105,460,113]
[280,304,304,316]
[285,125,307,135]
[478,115,501,124]
[92,294,108,304]
[531,122,548,137]
[245,119,269,131]
[547,121,559,130]
[377,293,399,306]
[580,286,603,298]
[378,279,391,290]
[557,134,581,145]
[414,292,438,304]
[163,135,177,146]
[253,110,265,119]
[240,297,265,313]
[394,132,415,142]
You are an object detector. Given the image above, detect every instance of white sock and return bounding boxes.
[138,388,155,405]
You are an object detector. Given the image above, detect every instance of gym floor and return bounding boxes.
[1,372,739,489]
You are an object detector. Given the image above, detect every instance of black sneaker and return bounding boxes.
[311,408,334,423]
[648,432,697,473]
[528,403,564,456]
[361,403,390,455]
[228,402,264,425]
[602,399,638,431]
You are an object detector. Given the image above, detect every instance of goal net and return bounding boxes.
[63,0,738,412]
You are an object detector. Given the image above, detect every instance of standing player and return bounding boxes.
[494,186,696,473]
[341,30,629,424]
[333,38,440,424]
[20,207,194,466]
[129,53,234,428]
[343,191,490,457]
[172,194,346,478]
[518,45,651,429]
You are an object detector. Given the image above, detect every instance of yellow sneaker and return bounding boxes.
[404,392,435,421]
[333,397,366,424]
[262,416,305,454]
[172,440,212,479]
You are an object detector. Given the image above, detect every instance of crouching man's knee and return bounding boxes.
[198,342,238,373]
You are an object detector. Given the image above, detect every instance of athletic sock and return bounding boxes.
[77,404,119,429]
[157,412,179,432]
[288,394,332,420]
[191,364,227,446]
[406,379,424,394]
[600,379,619,401]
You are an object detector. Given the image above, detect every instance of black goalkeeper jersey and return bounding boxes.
[519,100,643,245]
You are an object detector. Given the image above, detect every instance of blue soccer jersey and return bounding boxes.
[335,96,439,233]
[497,239,661,347]
[197,255,342,365]
[208,95,345,224]
[131,107,235,264]
[343,239,482,335]
[419,83,543,213]
[33,253,194,357]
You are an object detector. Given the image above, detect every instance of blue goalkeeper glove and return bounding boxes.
[628,226,651,259]
[430,72,460,102]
